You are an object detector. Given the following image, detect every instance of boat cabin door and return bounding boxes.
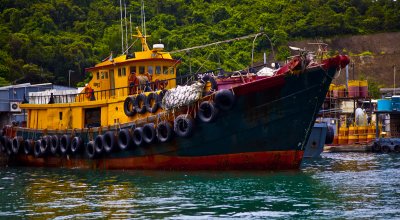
[84,107,101,128]
[109,69,115,96]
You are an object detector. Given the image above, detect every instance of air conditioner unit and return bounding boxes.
[10,102,21,112]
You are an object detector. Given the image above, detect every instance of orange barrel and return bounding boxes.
[333,135,339,144]
[339,126,348,136]
[338,135,348,145]
[359,80,368,97]
[348,126,355,135]
[348,134,358,144]
[348,80,360,97]
[358,126,366,135]
[367,125,374,134]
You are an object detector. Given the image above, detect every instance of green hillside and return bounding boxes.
[0,0,399,86]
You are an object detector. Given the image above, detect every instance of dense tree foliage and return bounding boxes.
[0,0,399,86]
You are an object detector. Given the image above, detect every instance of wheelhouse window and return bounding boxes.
[130,66,136,74]
[155,66,161,74]
[122,67,126,76]
[139,66,145,74]
[163,66,168,74]
[148,66,153,75]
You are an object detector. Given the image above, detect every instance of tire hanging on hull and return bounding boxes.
[95,135,104,154]
[214,89,235,111]
[103,131,117,153]
[156,121,173,143]
[118,129,133,151]
[85,141,96,159]
[197,101,218,123]
[142,123,156,144]
[174,115,195,138]
[60,134,70,155]
[133,127,144,146]
[71,136,83,154]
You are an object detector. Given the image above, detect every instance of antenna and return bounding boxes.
[130,14,133,40]
[141,0,147,50]
[119,0,124,54]
[124,1,128,52]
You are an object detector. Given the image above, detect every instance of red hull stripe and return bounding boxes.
[14,150,304,170]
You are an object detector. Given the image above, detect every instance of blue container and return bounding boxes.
[378,99,392,111]
[392,96,400,111]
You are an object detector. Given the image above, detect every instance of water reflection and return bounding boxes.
[0,153,399,219]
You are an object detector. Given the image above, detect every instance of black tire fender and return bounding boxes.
[142,123,156,144]
[135,93,147,114]
[60,134,70,155]
[71,136,83,154]
[12,136,23,154]
[23,139,33,155]
[198,101,219,123]
[34,140,41,158]
[132,127,144,146]
[145,93,159,113]
[118,129,133,151]
[103,131,116,153]
[156,121,173,143]
[95,135,104,154]
[174,115,195,138]
[214,89,235,111]
[124,96,136,117]
[50,135,59,155]
[40,136,51,155]
[85,141,96,159]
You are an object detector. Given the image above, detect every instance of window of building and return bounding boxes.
[139,66,145,74]
[163,66,168,74]
[96,72,99,79]
[105,71,109,79]
[118,68,122,77]
[170,67,174,74]
[155,66,161,74]
[101,72,104,79]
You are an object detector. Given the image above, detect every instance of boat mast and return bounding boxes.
[141,0,147,51]
[119,0,124,54]
[124,1,128,52]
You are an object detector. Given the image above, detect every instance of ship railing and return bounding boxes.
[25,68,252,104]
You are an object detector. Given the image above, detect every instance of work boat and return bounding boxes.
[0,30,349,170]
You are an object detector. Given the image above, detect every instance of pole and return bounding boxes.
[68,70,74,87]
[120,0,124,54]
[394,64,396,96]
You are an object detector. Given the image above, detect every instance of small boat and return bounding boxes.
[0,28,349,170]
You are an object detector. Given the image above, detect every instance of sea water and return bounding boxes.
[0,153,399,219]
